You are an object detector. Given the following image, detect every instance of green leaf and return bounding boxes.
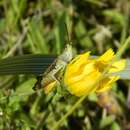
[99,115,116,128]
[102,10,125,26]
[0,55,55,75]
[110,122,121,130]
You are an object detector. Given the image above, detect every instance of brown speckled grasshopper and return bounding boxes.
[33,24,74,91]
[33,43,73,90]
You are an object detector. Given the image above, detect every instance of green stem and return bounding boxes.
[51,93,88,130]
[116,35,130,59]
[51,35,130,130]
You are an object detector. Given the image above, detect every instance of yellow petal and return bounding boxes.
[98,48,114,62]
[109,59,126,73]
[96,76,119,93]
[65,68,101,96]
[67,52,90,75]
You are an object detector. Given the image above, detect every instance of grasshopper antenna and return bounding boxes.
[64,23,72,45]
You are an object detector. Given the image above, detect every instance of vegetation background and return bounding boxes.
[0,0,130,130]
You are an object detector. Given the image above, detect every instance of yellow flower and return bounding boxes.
[64,49,126,97]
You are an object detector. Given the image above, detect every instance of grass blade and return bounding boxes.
[0,55,56,75]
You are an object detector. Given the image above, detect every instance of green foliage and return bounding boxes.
[0,0,130,130]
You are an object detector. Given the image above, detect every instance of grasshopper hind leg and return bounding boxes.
[51,67,65,86]
[33,76,42,90]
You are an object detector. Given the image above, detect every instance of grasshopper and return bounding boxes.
[33,43,73,90]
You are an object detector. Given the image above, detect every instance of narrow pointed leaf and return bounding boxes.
[0,55,56,75]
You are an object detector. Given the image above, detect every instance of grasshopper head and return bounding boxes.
[59,44,73,63]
